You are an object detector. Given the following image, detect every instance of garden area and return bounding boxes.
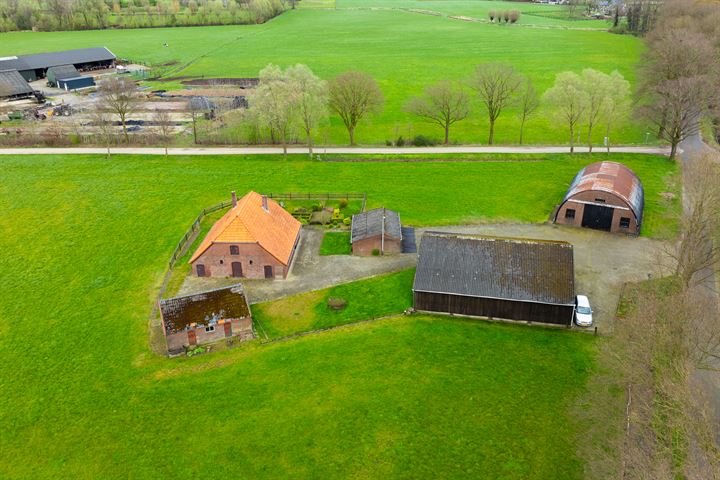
[319,231,352,255]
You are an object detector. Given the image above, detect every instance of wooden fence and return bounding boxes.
[264,192,367,212]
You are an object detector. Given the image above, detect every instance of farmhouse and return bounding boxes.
[189,191,301,279]
[159,284,254,353]
[0,47,116,82]
[351,207,402,255]
[554,161,644,234]
[413,233,576,326]
[0,69,35,100]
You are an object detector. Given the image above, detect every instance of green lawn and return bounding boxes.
[0,3,647,145]
[254,268,414,338]
[0,152,668,478]
[319,231,353,255]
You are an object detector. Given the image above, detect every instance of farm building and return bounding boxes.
[46,64,80,87]
[159,284,254,354]
[350,207,402,255]
[0,69,34,100]
[0,47,116,82]
[57,76,96,91]
[189,191,301,279]
[413,233,576,326]
[554,161,644,234]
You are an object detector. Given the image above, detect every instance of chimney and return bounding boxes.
[261,195,269,212]
[231,191,237,208]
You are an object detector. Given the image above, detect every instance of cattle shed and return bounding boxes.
[351,207,402,255]
[159,284,254,354]
[554,161,644,234]
[413,233,576,326]
[0,47,115,82]
[0,69,34,100]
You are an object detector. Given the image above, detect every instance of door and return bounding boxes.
[231,262,243,278]
[187,329,197,346]
[581,204,614,231]
[264,265,274,278]
[196,264,206,277]
[224,322,233,338]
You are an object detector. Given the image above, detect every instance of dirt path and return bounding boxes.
[0,145,670,156]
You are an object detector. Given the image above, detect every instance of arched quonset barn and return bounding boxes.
[554,161,644,234]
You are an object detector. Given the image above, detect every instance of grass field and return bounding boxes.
[0,2,647,145]
[319,231,353,255]
[254,268,415,338]
[0,152,669,478]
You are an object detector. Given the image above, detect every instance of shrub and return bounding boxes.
[412,135,439,146]
[503,10,510,23]
[311,203,324,212]
[396,135,405,146]
[327,297,347,310]
[343,217,351,226]
[488,9,496,22]
[509,10,520,23]
[372,248,380,256]
[339,199,348,209]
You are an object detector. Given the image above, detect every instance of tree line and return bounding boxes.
[241,62,631,153]
[0,0,284,32]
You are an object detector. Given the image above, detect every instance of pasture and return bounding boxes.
[0,152,673,477]
[0,2,646,145]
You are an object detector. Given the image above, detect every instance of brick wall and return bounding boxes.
[191,242,287,279]
[555,191,639,234]
[165,317,253,352]
[352,235,402,256]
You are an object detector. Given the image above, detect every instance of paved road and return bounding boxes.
[0,145,671,156]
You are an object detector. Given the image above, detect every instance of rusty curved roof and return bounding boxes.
[562,161,644,224]
[189,191,301,265]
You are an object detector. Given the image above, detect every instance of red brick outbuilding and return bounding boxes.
[554,161,644,234]
[189,191,301,279]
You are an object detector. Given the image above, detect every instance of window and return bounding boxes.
[619,217,631,228]
[565,209,576,219]
[219,260,224,265]
[205,325,215,333]
[196,264,206,277]
[230,245,239,255]
[595,198,606,203]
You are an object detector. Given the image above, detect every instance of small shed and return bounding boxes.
[554,161,644,234]
[47,64,80,87]
[57,75,95,91]
[159,284,254,354]
[413,233,576,326]
[0,69,34,100]
[350,207,402,256]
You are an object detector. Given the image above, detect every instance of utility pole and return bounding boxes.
[381,208,385,256]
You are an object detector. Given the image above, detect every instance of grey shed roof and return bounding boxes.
[160,284,251,335]
[351,208,402,243]
[0,70,33,98]
[0,47,115,72]
[413,233,575,306]
[47,64,80,80]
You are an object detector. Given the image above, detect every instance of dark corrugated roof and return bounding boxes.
[0,47,115,72]
[0,69,33,98]
[160,284,251,334]
[413,233,575,305]
[351,208,402,243]
[47,64,80,80]
[561,161,644,225]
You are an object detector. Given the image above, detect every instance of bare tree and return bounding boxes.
[96,76,139,144]
[405,80,469,145]
[90,109,114,160]
[470,63,522,145]
[328,71,384,146]
[286,64,328,157]
[517,78,539,145]
[188,96,213,145]
[603,71,631,153]
[153,109,173,158]
[543,71,587,153]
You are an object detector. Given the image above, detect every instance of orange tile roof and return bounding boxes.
[189,192,301,265]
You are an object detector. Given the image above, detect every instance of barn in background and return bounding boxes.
[413,233,576,326]
[351,207,402,256]
[0,47,116,82]
[554,161,644,234]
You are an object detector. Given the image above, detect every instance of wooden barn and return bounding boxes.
[350,207,402,256]
[159,284,254,354]
[413,233,576,326]
[189,191,301,279]
[554,161,644,234]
